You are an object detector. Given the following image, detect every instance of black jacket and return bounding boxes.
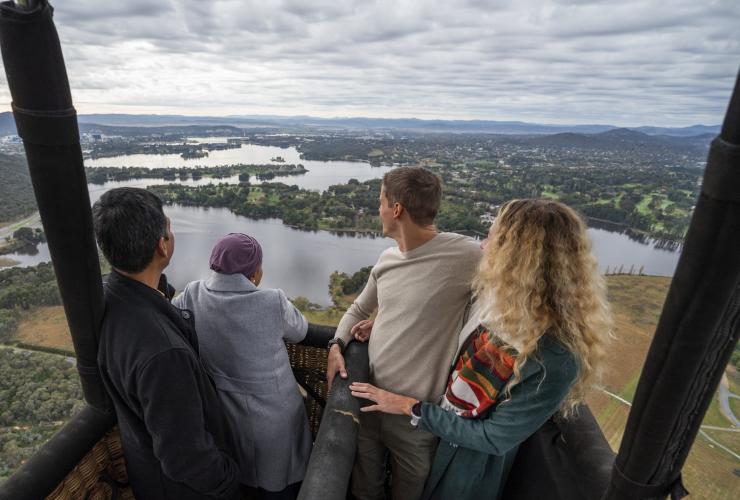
[98,271,240,500]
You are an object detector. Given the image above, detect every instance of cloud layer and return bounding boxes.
[1,0,738,126]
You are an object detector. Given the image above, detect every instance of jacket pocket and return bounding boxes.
[209,370,279,395]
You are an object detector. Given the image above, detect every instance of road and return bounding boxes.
[603,373,739,430]
[718,373,740,427]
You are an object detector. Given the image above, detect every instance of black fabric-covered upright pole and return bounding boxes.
[605,69,740,499]
[298,341,370,500]
[0,0,111,412]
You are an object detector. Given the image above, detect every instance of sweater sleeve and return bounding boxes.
[278,289,308,343]
[419,351,577,456]
[334,269,379,345]
[137,348,239,499]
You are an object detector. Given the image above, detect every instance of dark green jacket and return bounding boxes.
[420,336,578,500]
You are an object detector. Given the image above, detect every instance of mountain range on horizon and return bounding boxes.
[0,111,721,138]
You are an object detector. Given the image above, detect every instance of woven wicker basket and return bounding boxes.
[286,343,328,436]
[46,343,329,500]
[45,428,133,500]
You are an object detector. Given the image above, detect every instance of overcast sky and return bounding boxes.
[1,0,738,126]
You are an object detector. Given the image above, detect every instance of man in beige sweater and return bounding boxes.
[327,166,481,500]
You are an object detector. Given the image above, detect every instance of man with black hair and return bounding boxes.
[93,187,240,500]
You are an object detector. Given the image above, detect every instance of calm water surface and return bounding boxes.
[85,142,395,191]
[3,207,681,306]
[4,149,682,304]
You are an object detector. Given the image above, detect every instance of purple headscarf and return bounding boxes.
[209,233,263,280]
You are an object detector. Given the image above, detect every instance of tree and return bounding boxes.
[11,227,45,244]
[0,309,18,342]
[12,227,34,242]
[341,266,373,295]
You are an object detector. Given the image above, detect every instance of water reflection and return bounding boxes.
[587,218,683,252]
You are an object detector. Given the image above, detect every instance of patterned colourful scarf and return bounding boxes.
[444,324,517,418]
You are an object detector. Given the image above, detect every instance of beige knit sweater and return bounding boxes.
[335,232,482,402]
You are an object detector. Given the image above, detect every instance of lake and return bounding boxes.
[85,142,395,191]
[3,143,682,305]
[3,203,682,306]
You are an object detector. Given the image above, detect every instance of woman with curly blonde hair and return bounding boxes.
[350,199,612,500]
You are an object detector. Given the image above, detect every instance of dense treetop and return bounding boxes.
[0,154,35,223]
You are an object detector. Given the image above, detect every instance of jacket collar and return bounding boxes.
[105,270,200,353]
[205,271,257,293]
[106,269,171,307]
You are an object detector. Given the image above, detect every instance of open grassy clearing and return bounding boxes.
[681,438,740,500]
[636,194,654,216]
[301,308,344,327]
[592,198,613,205]
[247,188,262,201]
[14,306,72,351]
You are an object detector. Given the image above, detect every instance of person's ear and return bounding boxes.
[156,237,168,258]
[393,202,404,219]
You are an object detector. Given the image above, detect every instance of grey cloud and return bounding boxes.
[0,0,736,126]
[54,1,173,23]
[280,1,355,23]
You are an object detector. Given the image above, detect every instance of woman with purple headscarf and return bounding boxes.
[173,233,311,500]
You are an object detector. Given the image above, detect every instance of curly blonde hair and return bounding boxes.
[475,199,612,417]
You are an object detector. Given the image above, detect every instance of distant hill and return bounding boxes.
[76,113,721,136]
[0,111,721,138]
[248,116,618,134]
[632,124,721,137]
[520,128,711,156]
[74,113,616,134]
[77,123,244,137]
[656,132,716,151]
[0,113,265,137]
[77,113,275,128]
